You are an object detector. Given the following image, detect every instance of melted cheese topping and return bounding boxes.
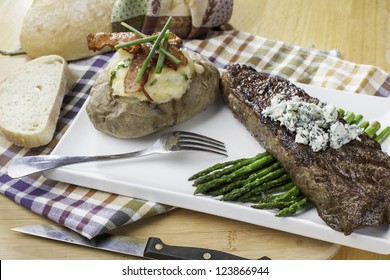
[108,49,204,104]
[262,94,363,152]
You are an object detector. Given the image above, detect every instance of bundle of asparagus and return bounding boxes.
[189,111,390,216]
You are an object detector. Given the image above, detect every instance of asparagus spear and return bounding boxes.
[273,185,300,202]
[276,197,309,217]
[193,154,275,195]
[243,182,295,203]
[238,174,292,202]
[253,195,308,215]
[375,126,390,144]
[359,121,369,130]
[351,114,363,125]
[191,153,268,185]
[263,180,295,195]
[205,178,248,197]
[204,169,261,196]
[365,121,381,138]
[337,108,345,118]
[221,168,286,201]
[188,157,246,181]
[343,111,355,123]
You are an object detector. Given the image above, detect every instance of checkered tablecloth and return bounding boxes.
[1,30,389,239]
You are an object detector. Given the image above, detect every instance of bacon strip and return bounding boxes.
[166,33,183,48]
[164,45,188,70]
[87,32,187,69]
[87,31,188,101]
[87,32,142,53]
[123,52,153,101]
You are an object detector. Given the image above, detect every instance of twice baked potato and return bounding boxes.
[86,49,220,138]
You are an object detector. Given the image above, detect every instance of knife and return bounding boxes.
[12,224,270,260]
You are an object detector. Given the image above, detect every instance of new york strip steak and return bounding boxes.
[221,64,390,235]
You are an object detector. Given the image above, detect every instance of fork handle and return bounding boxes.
[7,146,159,178]
[7,155,103,178]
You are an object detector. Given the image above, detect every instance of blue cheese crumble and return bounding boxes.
[262,94,363,152]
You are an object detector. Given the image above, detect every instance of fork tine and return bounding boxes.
[178,140,227,153]
[179,145,228,156]
[176,131,225,148]
[175,131,228,156]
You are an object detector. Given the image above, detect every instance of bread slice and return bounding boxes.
[0,55,77,147]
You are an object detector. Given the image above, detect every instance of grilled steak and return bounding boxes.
[221,64,390,235]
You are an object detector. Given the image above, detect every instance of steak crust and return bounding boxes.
[221,64,390,235]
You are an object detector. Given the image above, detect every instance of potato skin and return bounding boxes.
[86,50,220,138]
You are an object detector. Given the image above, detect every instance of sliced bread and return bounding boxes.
[0,55,77,147]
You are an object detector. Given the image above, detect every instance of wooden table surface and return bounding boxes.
[1,0,389,260]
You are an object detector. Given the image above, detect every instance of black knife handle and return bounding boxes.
[144,237,270,260]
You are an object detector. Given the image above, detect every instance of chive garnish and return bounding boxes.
[162,47,181,65]
[114,32,173,50]
[117,17,181,79]
[134,16,173,83]
[120,22,145,37]
[149,79,158,86]
[155,37,169,74]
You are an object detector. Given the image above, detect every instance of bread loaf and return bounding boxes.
[20,0,116,61]
[0,55,77,147]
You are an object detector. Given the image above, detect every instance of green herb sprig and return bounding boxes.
[115,17,181,82]
[155,38,169,74]
[120,22,181,65]
[114,32,174,50]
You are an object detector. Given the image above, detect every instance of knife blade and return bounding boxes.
[12,224,270,260]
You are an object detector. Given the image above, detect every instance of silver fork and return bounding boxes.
[7,131,227,178]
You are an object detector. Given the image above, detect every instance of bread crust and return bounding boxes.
[0,55,77,147]
[20,0,116,61]
[86,50,220,138]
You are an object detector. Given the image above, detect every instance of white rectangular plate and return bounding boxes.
[44,83,390,254]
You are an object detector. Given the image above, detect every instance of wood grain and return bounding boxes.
[1,0,389,260]
[229,0,389,73]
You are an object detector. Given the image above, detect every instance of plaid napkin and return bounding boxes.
[0,53,172,239]
[1,30,389,239]
[185,30,389,97]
